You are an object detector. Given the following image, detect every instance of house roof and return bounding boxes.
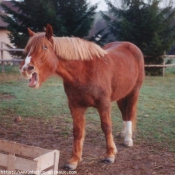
[0,0,18,28]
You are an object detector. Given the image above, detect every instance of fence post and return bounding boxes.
[1,42,5,72]
[162,53,166,77]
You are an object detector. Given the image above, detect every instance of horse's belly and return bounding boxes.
[64,84,106,107]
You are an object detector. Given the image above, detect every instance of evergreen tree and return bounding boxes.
[0,0,97,54]
[103,0,175,75]
[56,0,97,37]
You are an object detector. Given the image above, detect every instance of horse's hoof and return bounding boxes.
[64,163,77,170]
[124,139,133,147]
[102,157,115,164]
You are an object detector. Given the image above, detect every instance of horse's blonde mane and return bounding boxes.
[25,33,107,60]
[53,37,106,60]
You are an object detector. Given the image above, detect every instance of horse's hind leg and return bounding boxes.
[117,98,127,138]
[97,102,117,163]
[64,105,86,170]
[117,91,139,147]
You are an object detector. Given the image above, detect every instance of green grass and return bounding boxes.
[0,65,175,151]
[137,75,175,150]
[0,71,68,118]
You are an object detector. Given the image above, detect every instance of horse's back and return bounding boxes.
[104,41,144,79]
[104,41,143,61]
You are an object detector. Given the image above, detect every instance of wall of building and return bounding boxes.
[0,29,13,60]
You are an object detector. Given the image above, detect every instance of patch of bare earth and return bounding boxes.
[0,93,15,100]
[0,115,174,175]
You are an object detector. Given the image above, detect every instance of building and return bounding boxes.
[0,0,17,60]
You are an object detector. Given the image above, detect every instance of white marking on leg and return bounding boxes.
[124,121,133,147]
[65,162,78,170]
[121,121,126,138]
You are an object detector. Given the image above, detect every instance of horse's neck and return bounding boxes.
[56,59,83,83]
[55,60,71,82]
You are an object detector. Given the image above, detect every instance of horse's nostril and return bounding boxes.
[28,66,34,71]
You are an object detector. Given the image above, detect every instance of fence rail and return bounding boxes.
[1,42,175,75]
[0,48,24,52]
[144,55,175,76]
[1,58,24,62]
[144,64,175,68]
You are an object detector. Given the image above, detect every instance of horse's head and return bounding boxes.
[20,24,57,88]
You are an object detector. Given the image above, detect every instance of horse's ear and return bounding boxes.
[45,24,53,40]
[28,28,35,37]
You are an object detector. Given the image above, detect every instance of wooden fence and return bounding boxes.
[0,42,24,72]
[0,42,175,75]
[144,55,175,76]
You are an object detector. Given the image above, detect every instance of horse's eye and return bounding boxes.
[43,46,47,50]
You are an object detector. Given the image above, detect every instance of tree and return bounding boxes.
[103,0,175,75]
[56,0,97,37]
[0,0,97,55]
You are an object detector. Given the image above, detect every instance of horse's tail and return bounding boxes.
[128,43,145,84]
[128,43,145,132]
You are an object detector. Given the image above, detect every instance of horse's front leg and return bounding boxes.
[64,105,86,170]
[98,103,117,164]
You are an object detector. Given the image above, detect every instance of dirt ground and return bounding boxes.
[0,115,174,175]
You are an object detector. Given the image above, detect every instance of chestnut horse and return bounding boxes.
[20,24,144,170]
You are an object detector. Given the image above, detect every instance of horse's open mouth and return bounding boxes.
[29,72,38,87]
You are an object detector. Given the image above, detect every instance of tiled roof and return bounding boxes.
[0,1,18,28]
